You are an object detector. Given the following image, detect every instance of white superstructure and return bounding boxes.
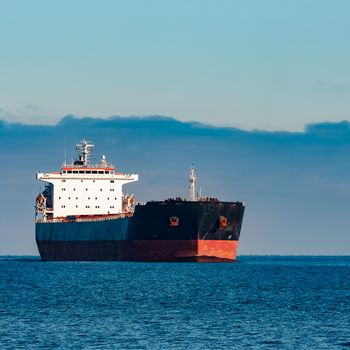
[36,139,138,219]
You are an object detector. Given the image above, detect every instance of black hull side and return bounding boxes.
[128,201,245,241]
[36,201,245,261]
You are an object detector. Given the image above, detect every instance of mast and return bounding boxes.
[189,164,197,201]
[76,139,95,166]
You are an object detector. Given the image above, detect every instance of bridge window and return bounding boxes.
[98,171,103,174]
[92,171,97,174]
[67,171,72,174]
[110,180,114,183]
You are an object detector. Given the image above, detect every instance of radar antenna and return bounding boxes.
[189,164,197,201]
[76,139,95,166]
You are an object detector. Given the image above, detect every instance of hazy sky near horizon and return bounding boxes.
[1,0,350,131]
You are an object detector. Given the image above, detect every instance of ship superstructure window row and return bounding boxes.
[62,170,111,175]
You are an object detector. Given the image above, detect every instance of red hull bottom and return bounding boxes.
[37,240,239,262]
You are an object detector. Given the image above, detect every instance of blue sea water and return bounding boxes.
[0,256,349,349]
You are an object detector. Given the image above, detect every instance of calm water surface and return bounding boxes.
[0,256,349,349]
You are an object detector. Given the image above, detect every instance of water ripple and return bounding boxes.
[0,256,349,349]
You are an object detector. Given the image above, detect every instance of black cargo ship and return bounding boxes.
[35,140,245,261]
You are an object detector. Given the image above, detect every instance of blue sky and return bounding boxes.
[1,0,350,130]
[1,1,350,255]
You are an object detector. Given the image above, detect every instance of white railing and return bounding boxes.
[36,212,133,224]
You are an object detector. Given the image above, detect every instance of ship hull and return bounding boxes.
[36,240,239,262]
[36,201,244,262]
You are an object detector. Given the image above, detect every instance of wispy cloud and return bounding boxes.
[0,107,16,118]
[315,80,349,94]
[23,104,43,112]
